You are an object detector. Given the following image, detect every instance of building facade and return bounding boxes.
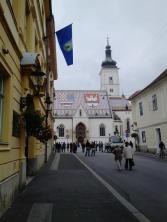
[54,41,132,144]
[129,69,167,153]
[0,0,57,216]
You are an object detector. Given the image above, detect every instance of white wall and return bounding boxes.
[54,117,113,144]
[100,68,120,96]
[131,77,167,152]
[89,118,113,143]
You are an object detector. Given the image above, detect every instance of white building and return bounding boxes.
[129,69,167,153]
[54,41,132,144]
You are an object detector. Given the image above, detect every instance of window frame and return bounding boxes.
[152,94,158,111]
[58,125,64,137]
[99,124,105,137]
[141,131,146,143]
[139,102,143,116]
[109,76,113,84]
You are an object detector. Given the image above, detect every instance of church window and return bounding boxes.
[79,109,82,116]
[110,88,113,92]
[0,76,4,136]
[99,124,105,136]
[58,125,64,137]
[109,76,113,84]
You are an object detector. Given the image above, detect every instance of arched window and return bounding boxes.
[58,124,64,137]
[99,124,105,136]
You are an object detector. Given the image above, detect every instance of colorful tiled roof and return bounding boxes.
[54,90,112,117]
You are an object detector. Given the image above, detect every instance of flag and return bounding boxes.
[56,24,73,65]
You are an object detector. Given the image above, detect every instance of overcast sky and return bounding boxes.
[52,0,167,97]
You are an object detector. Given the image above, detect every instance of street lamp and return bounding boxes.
[44,96,53,163]
[31,68,46,95]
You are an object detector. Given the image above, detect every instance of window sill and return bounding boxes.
[0,141,10,151]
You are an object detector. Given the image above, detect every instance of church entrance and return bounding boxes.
[76,123,86,144]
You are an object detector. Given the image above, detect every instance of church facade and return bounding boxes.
[54,41,132,144]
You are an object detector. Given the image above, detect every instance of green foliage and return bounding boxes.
[24,110,45,136]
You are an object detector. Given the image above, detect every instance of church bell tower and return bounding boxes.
[99,38,120,97]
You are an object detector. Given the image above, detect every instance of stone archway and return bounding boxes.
[76,123,86,144]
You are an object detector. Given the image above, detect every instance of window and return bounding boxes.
[109,76,113,84]
[99,124,105,136]
[114,125,118,135]
[58,125,64,137]
[110,88,113,92]
[141,131,146,143]
[0,76,4,136]
[152,94,158,111]
[126,119,130,133]
[139,102,143,116]
[79,109,82,116]
[12,111,20,137]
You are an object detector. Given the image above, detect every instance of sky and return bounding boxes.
[52,0,167,97]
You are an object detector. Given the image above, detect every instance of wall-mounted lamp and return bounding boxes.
[45,96,53,112]
[31,69,46,95]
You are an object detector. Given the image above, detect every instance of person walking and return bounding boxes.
[123,141,134,171]
[82,142,86,153]
[85,140,91,157]
[159,141,165,159]
[91,142,96,157]
[112,146,123,170]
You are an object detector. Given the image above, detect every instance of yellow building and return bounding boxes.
[0,0,57,216]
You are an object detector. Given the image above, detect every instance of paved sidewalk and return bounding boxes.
[1,153,141,222]
[136,151,167,161]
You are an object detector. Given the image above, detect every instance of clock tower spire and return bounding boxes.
[100,38,120,97]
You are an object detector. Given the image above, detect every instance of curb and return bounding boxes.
[136,152,167,161]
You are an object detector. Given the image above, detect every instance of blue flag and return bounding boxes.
[56,24,73,66]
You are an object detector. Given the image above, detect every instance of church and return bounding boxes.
[54,40,132,144]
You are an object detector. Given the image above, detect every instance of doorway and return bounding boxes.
[76,123,86,144]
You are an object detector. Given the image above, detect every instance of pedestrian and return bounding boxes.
[82,142,86,153]
[123,141,134,171]
[85,140,91,157]
[159,141,165,159]
[67,142,69,152]
[91,142,96,157]
[70,142,73,153]
[62,142,66,152]
[112,146,123,171]
[73,142,77,153]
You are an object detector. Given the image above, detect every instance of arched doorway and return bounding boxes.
[76,123,86,144]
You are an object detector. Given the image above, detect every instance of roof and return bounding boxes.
[54,90,131,117]
[129,69,167,100]
[54,90,111,117]
[109,97,131,111]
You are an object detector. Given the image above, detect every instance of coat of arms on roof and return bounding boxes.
[84,93,99,107]
[58,93,74,106]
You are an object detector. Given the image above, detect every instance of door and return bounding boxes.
[76,123,86,144]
